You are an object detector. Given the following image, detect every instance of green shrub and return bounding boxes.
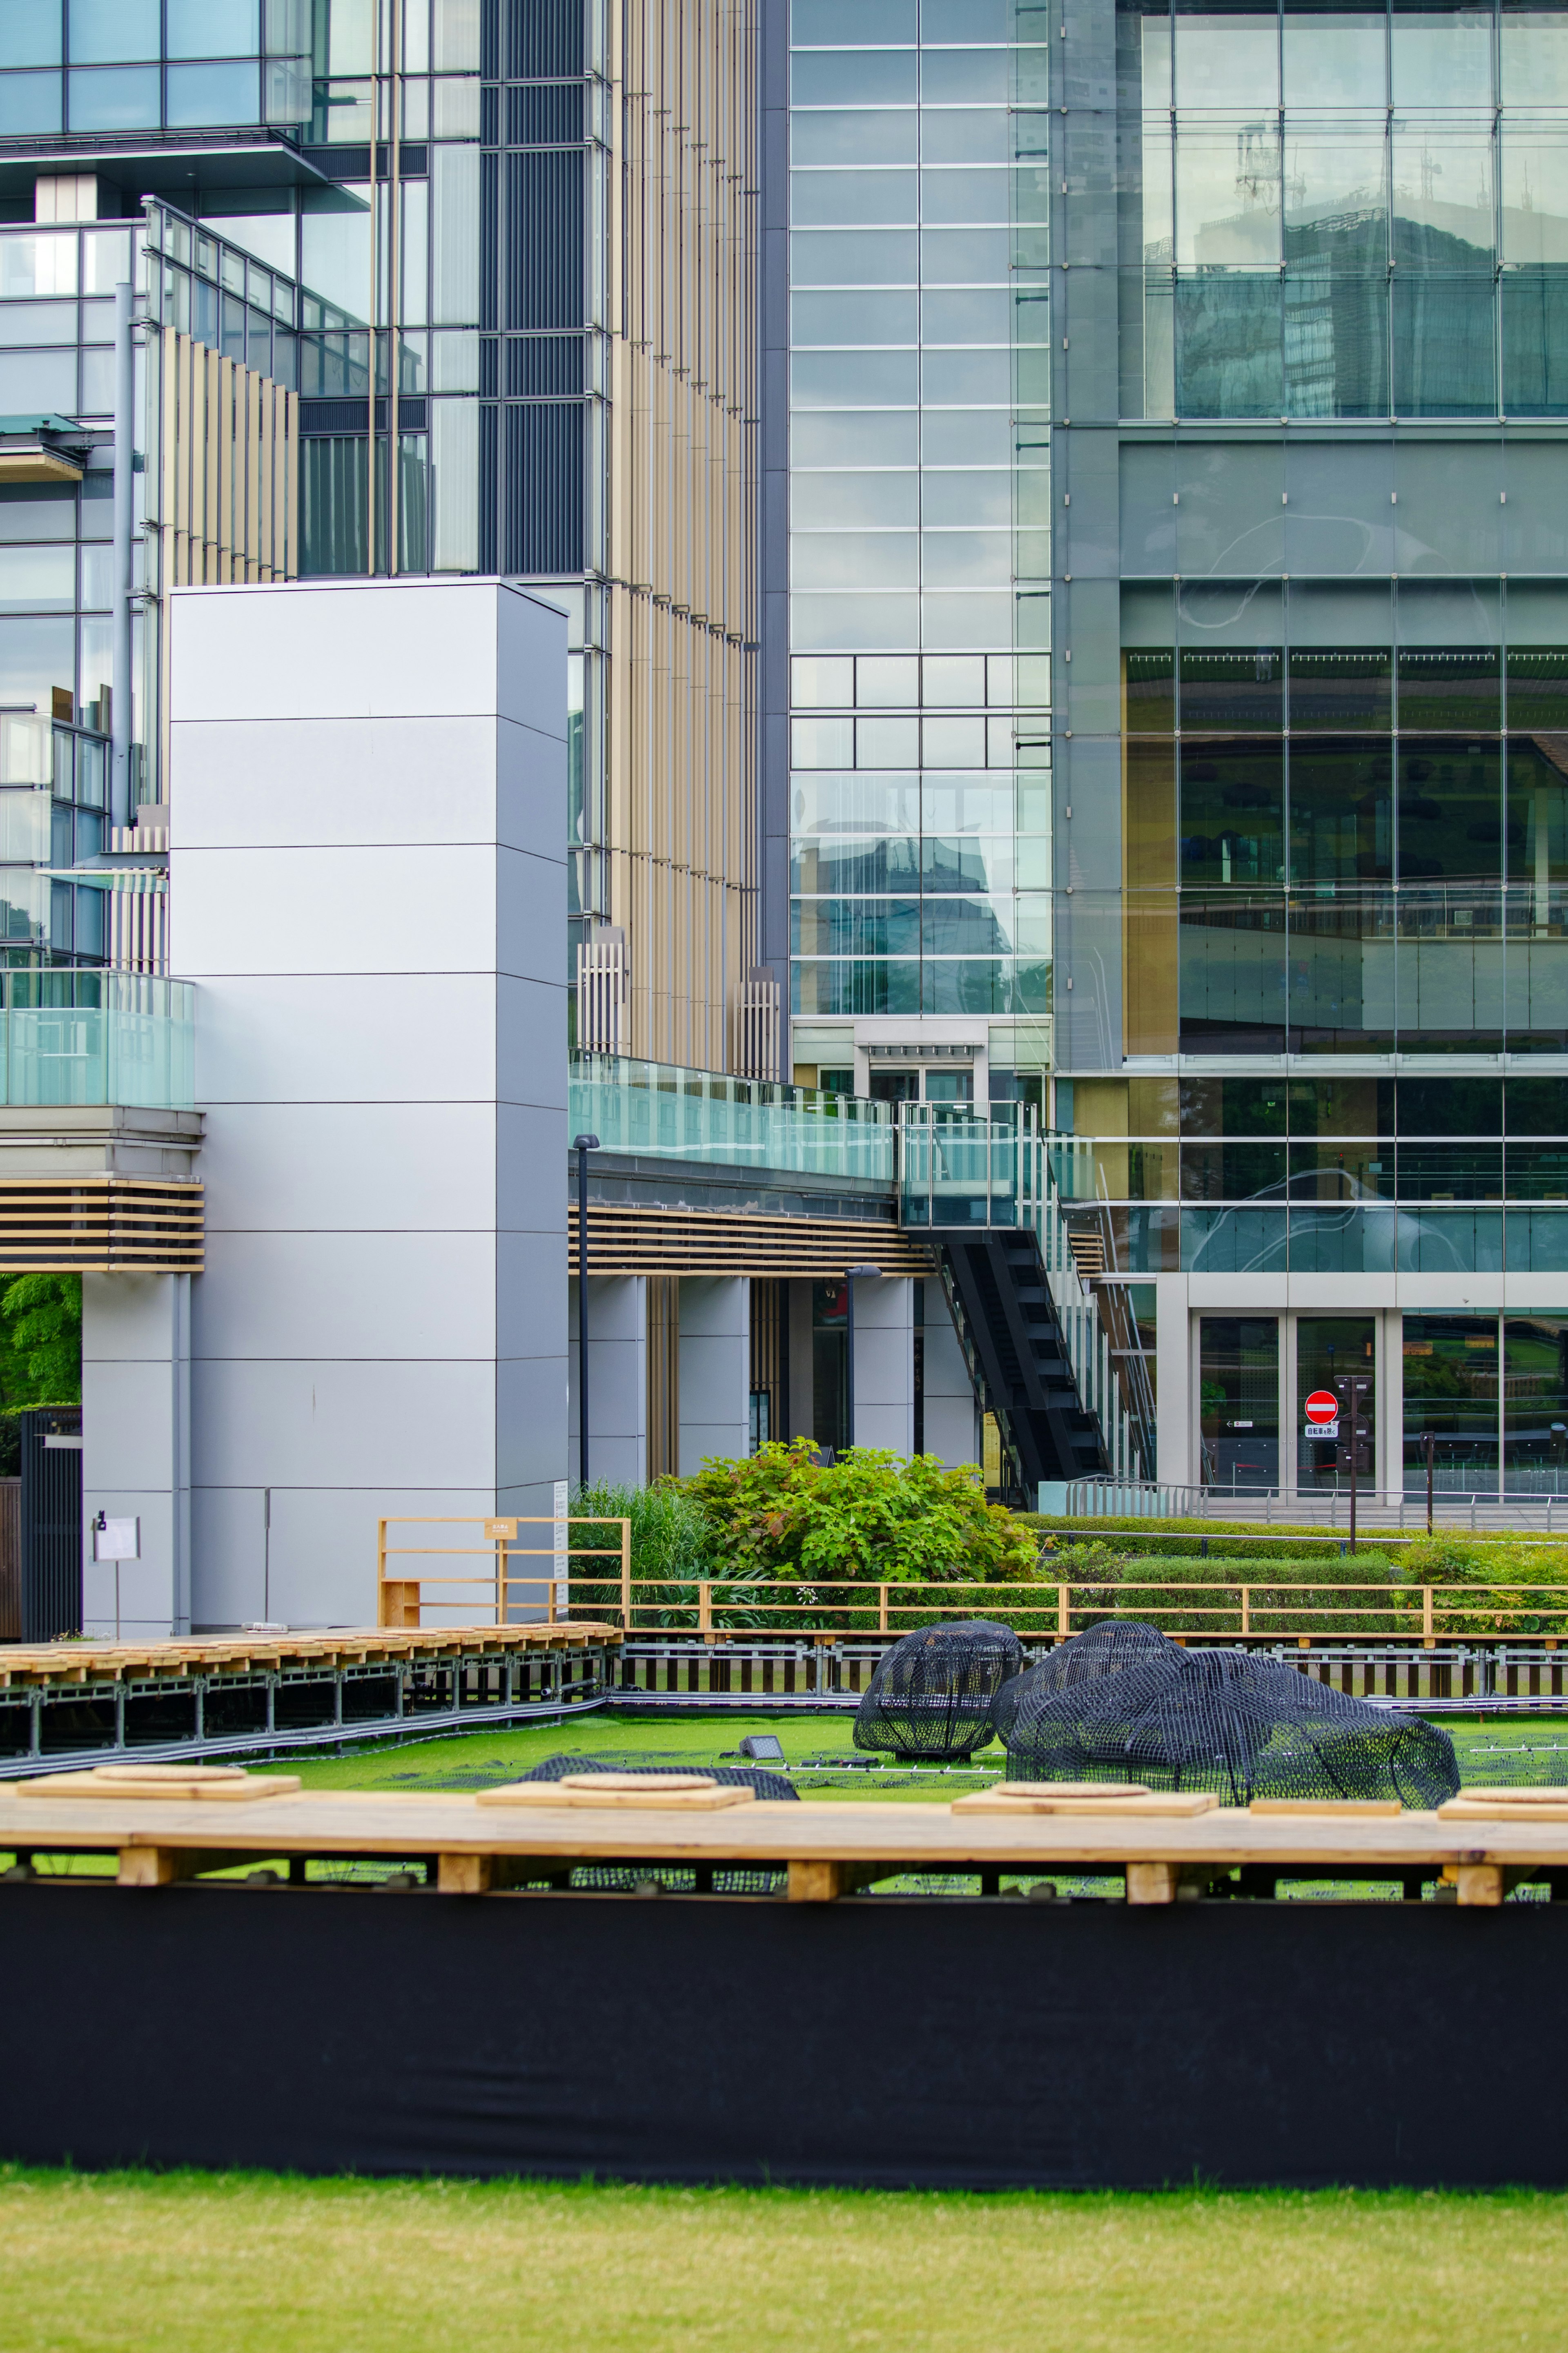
[682,1441,1038,1586]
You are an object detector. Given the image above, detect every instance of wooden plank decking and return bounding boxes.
[2,1783,1565,1905]
[0,1623,621,1688]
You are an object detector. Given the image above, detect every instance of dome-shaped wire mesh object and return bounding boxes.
[518,1755,795,1894]
[991,1622,1460,1808]
[853,1619,1025,1761]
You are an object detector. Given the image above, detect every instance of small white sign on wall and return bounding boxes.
[93,1515,140,1562]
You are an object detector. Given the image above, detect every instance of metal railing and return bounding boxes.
[1065,1475,1568,1531]
[0,971,193,1109]
[900,1107,1148,1483]
[569,1053,895,1181]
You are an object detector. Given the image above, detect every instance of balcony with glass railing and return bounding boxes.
[0,972,193,1111]
[569,1053,895,1183]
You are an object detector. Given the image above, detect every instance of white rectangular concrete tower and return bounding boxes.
[169,577,569,1630]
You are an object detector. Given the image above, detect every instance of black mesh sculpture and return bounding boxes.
[854,1619,1025,1761]
[991,1621,1459,1808]
[516,1755,795,1893]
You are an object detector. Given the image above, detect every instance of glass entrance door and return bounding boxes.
[1297,1317,1375,1491]
[1199,1317,1279,1490]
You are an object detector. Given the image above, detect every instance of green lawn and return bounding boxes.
[0,2171,1564,2353]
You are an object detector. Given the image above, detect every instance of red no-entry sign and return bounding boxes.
[1304,1389,1339,1426]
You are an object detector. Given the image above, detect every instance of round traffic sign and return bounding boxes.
[1304,1389,1339,1426]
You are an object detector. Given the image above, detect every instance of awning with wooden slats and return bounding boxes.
[569,1203,931,1278]
[0,1178,203,1271]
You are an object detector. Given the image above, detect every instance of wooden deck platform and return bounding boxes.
[2,1780,1565,1905]
[0,1623,619,1688]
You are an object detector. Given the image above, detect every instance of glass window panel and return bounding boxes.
[792,108,915,165]
[857,714,920,764]
[1398,648,1501,730]
[921,774,1015,832]
[1506,1145,1568,1198]
[1397,738,1503,877]
[920,409,1013,463]
[1199,1317,1280,1492]
[857,655,919,705]
[1181,740,1285,883]
[0,613,73,721]
[0,301,75,348]
[1502,123,1568,268]
[791,289,918,343]
[0,348,76,410]
[1288,1139,1396,1199]
[1510,1075,1568,1133]
[791,0,914,39]
[77,346,112,413]
[1282,13,1388,105]
[1284,272,1390,416]
[793,471,916,527]
[918,169,1009,225]
[1506,649,1568,730]
[1392,276,1497,413]
[1392,120,1495,267]
[1391,8,1494,106]
[1503,269,1568,415]
[1401,1318,1499,1490]
[921,530,1010,587]
[1184,1142,1289,1201]
[920,470,1009,527]
[924,653,986,705]
[920,288,1009,343]
[1502,8,1568,104]
[431,74,479,135]
[1180,893,1290,1049]
[1286,890,1397,1053]
[1176,125,1281,266]
[791,229,918,283]
[793,898,921,955]
[0,234,75,301]
[1175,273,1283,414]
[791,171,918,226]
[67,64,159,128]
[792,715,856,766]
[791,771,920,832]
[0,485,73,541]
[1126,648,1176,732]
[921,834,1016,892]
[1503,1317,1568,1487]
[920,109,1008,166]
[792,836,921,894]
[81,226,131,292]
[795,593,921,653]
[68,0,156,61]
[922,714,986,765]
[792,349,918,405]
[167,62,260,125]
[1174,16,1281,107]
[792,410,920,464]
[0,71,60,132]
[791,532,917,589]
[792,49,916,102]
[167,0,258,56]
[1283,121,1388,272]
[921,47,1008,100]
[1181,647,1284,732]
[792,655,855,707]
[920,349,1009,404]
[1289,648,1392,730]
[1289,736,1394,883]
[0,4,60,67]
[0,545,72,611]
[920,227,1010,281]
[1506,735,1568,883]
[1397,1140,1504,1197]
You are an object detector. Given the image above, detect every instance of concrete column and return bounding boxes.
[918,1278,979,1469]
[1155,1273,1191,1489]
[853,1275,914,1454]
[678,1277,750,1472]
[786,1277,814,1448]
[567,1276,648,1489]
[81,1272,191,1637]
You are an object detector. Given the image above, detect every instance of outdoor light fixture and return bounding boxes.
[573,1133,599,1490]
[843,1262,882,1451]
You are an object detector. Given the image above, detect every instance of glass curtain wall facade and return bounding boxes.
[1028,0,1568,1494]
[775,0,1053,1090]
[0,0,759,1070]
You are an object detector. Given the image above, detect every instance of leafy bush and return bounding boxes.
[682,1441,1037,1586]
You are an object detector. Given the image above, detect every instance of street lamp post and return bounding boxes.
[844,1263,882,1452]
[573,1133,599,1491]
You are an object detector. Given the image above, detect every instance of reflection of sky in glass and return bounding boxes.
[1176,125,1282,265]
[1390,10,1493,106]
[1283,16,1387,107]
[1174,17,1279,108]
[1391,122,1494,263]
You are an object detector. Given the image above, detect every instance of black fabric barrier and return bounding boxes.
[2,1882,1564,2189]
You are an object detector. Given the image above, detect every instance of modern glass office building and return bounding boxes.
[766,0,1568,1497]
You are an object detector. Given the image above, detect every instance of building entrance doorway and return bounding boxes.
[1296,1317,1376,1492]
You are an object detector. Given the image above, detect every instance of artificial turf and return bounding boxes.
[0,2170,1564,2353]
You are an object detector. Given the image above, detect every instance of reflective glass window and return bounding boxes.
[1284,120,1388,272]
[857,714,920,764]
[1180,894,1289,1050]
[792,49,917,103]
[1390,7,1494,106]
[68,0,157,62]
[67,64,159,127]
[0,72,60,132]
[1282,10,1388,106]
[1398,648,1501,730]
[1174,13,1281,107]
[1403,1315,1500,1492]
[1502,6,1568,104]
[1501,120,1568,267]
[1289,647,1392,731]
[1199,1316,1280,1491]
[1126,647,1176,731]
[791,230,919,283]
[1504,271,1568,412]
[0,4,60,67]
[167,62,260,125]
[1181,647,1284,732]
[1289,736,1394,883]
[1503,1317,1568,1486]
[1181,741,1285,882]
[791,290,918,343]
[791,171,918,225]
[1392,118,1495,268]
[1175,273,1283,413]
[1397,739,1503,877]
[793,471,917,527]
[1175,127,1282,266]
[166,0,258,56]
[792,109,916,165]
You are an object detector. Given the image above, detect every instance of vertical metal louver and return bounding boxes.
[506,150,584,330]
[508,0,583,77]
[506,401,583,572]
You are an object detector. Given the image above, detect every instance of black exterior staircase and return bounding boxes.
[932,1228,1108,1501]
